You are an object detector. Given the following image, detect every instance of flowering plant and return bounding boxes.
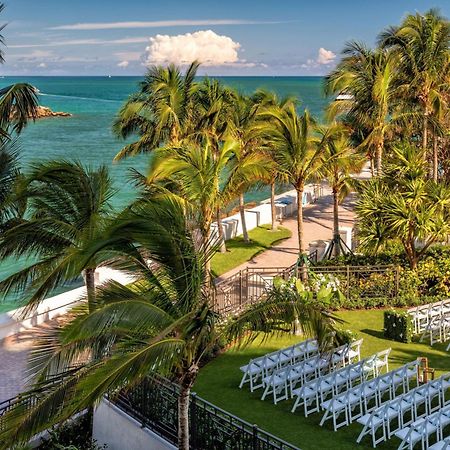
[272,271,345,308]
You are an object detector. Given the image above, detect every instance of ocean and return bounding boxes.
[0,76,328,310]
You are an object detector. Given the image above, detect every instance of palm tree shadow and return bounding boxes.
[361,328,385,339]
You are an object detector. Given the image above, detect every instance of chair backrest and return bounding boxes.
[376,348,391,364]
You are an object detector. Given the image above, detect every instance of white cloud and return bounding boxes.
[114,51,142,61]
[49,19,280,31]
[316,47,336,65]
[117,60,129,68]
[9,37,149,49]
[37,62,47,68]
[145,30,241,66]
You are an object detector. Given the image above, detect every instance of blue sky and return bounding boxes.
[2,0,449,76]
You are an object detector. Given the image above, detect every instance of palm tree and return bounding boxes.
[113,62,200,160]
[356,143,450,269]
[253,90,293,230]
[378,9,450,174]
[262,103,322,260]
[325,43,398,175]
[0,140,24,233]
[146,141,237,269]
[0,196,340,450]
[0,3,38,137]
[0,161,119,312]
[226,94,272,242]
[318,123,365,257]
[195,78,235,252]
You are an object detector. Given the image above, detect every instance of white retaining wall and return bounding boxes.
[93,399,176,450]
[0,267,134,341]
[212,184,322,242]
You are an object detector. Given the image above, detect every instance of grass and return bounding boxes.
[194,308,450,450]
[211,225,292,277]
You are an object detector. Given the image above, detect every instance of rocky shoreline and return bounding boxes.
[34,106,72,118]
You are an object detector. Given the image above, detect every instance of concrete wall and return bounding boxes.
[93,399,176,450]
[212,183,323,242]
[0,267,135,341]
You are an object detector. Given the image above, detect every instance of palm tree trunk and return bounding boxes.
[375,143,383,176]
[296,186,307,281]
[333,188,340,258]
[84,268,96,313]
[178,384,191,450]
[270,182,277,230]
[296,187,305,254]
[433,137,439,182]
[423,115,428,153]
[202,226,211,275]
[239,193,249,243]
[216,207,226,253]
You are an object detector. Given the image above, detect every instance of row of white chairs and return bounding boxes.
[291,349,391,416]
[409,300,450,335]
[430,436,450,450]
[421,315,450,346]
[239,338,318,391]
[319,360,419,431]
[261,340,363,404]
[396,403,450,450]
[357,373,450,447]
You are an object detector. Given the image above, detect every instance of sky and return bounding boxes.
[1,0,449,76]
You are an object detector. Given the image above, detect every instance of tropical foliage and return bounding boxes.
[356,144,450,268]
[0,197,339,450]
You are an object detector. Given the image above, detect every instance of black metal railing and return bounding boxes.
[213,263,399,315]
[110,376,300,450]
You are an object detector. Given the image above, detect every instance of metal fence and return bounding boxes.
[213,265,297,315]
[110,376,300,450]
[213,264,400,315]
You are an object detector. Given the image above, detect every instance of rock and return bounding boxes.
[33,106,72,119]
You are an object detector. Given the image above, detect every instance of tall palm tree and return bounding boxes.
[253,90,293,230]
[325,43,398,175]
[146,141,237,269]
[195,78,235,252]
[0,161,120,312]
[226,94,272,242]
[262,103,322,260]
[113,62,200,160]
[378,9,450,174]
[0,196,340,450]
[318,123,365,257]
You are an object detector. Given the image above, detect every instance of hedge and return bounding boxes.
[329,294,444,311]
[383,310,413,343]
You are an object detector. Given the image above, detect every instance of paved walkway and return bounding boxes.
[0,329,36,403]
[216,188,356,281]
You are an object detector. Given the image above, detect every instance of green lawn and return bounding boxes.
[211,225,291,277]
[194,308,450,450]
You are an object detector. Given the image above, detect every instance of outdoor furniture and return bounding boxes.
[261,340,363,404]
[395,403,450,450]
[357,373,450,447]
[320,358,418,432]
[291,351,385,416]
[409,299,450,335]
[239,338,318,391]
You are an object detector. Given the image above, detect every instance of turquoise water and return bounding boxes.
[0,76,328,309]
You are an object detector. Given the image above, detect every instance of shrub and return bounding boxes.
[39,413,107,450]
[383,309,413,343]
[334,328,358,345]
